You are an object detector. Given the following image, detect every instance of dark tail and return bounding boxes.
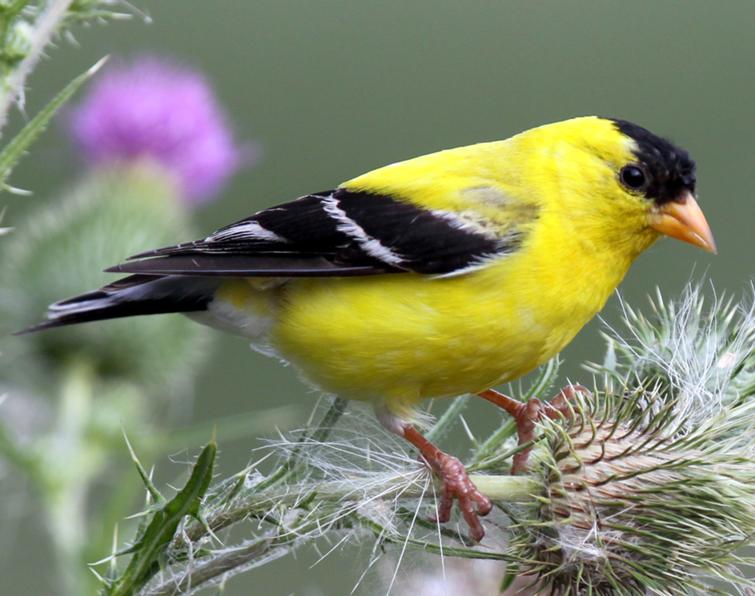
[16,274,220,335]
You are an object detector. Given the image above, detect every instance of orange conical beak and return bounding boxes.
[649,190,717,254]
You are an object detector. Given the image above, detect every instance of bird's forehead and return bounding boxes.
[610,119,695,176]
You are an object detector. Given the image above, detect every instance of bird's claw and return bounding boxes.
[424,451,492,542]
[400,424,492,541]
[480,384,591,474]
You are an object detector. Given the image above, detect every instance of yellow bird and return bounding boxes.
[22,116,716,541]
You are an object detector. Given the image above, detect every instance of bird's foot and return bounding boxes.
[479,384,590,474]
[428,450,493,542]
[402,425,492,541]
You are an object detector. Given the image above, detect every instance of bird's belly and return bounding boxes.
[270,270,594,404]
[192,279,283,358]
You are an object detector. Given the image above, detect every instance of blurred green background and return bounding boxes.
[2,1,754,594]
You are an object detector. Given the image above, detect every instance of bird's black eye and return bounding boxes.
[619,165,648,191]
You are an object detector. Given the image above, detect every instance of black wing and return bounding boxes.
[107,189,523,277]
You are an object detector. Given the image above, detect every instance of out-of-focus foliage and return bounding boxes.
[0,9,251,595]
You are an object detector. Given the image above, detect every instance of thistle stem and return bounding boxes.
[175,472,538,552]
[265,473,536,508]
[146,474,536,595]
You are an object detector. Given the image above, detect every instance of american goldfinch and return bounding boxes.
[22,116,715,541]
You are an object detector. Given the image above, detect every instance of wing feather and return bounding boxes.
[110,189,529,277]
[106,254,387,277]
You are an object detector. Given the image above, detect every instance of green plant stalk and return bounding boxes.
[424,394,469,443]
[284,473,537,505]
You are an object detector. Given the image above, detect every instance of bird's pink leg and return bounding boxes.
[478,385,588,474]
[399,424,492,542]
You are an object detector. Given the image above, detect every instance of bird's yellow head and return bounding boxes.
[514,116,716,257]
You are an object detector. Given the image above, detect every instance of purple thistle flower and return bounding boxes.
[69,58,246,205]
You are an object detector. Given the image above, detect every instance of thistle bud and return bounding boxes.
[1,19,32,67]
[508,388,755,594]
[1,166,210,392]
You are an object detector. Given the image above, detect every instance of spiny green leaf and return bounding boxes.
[0,56,107,192]
[104,439,216,596]
[122,430,164,505]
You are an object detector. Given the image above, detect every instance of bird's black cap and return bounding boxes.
[611,118,696,205]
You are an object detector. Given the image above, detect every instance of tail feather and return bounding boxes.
[16,274,220,335]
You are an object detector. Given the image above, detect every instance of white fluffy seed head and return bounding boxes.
[592,283,755,431]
